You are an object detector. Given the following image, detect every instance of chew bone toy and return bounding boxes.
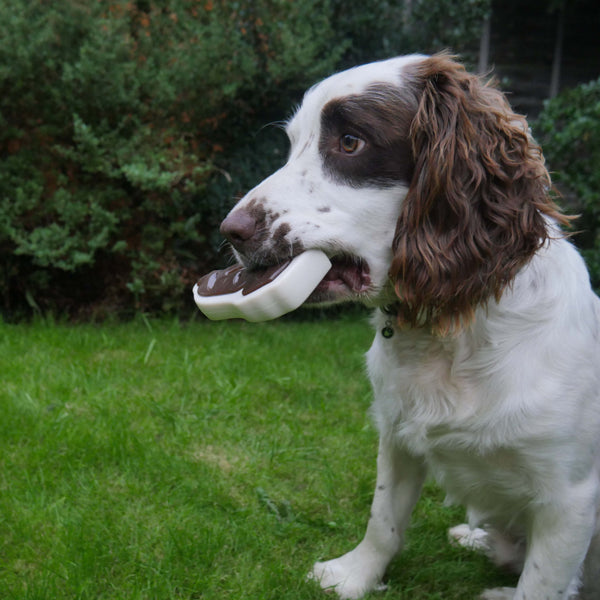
[193,249,332,322]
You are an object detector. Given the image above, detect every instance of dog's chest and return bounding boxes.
[367,330,482,451]
[366,328,560,520]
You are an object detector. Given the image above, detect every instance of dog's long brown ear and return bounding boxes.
[390,53,568,335]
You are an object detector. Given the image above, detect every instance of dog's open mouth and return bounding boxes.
[242,253,371,303]
[306,254,371,304]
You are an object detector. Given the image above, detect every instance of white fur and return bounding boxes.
[223,56,600,599]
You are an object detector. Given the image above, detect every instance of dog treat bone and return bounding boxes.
[193,249,332,322]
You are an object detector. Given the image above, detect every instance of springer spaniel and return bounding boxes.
[219,53,600,599]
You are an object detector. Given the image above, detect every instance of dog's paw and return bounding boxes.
[479,588,516,600]
[448,523,490,552]
[309,554,386,599]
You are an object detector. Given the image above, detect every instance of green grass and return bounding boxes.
[0,315,516,599]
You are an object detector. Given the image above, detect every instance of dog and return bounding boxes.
[218,52,600,599]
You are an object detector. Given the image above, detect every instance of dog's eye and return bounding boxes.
[339,134,365,154]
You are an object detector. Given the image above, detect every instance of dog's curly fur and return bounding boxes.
[391,54,570,334]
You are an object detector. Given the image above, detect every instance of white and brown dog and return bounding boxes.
[219,53,600,600]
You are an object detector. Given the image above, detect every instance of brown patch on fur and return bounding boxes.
[389,52,571,336]
[319,83,418,187]
[272,222,292,255]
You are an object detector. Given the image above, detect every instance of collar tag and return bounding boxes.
[381,325,394,339]
[380,304,398,339]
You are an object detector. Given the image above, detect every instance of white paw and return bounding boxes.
[479,588,516,600]
[309,554,386,600]
[448,523,490,552]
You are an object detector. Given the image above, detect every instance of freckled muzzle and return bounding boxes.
[220,198,297,264]
[217,199,373,309]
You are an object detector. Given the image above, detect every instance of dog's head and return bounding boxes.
[220,53,566,331]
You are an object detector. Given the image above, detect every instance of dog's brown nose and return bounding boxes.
[220,208,257,251]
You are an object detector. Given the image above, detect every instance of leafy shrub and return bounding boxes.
[0,0,345,318]
[330,0,490,69]
[535,78,600,291]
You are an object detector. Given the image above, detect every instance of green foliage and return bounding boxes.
[0,0,345,319]
[403,0,490,59]
[331,0,491,68]
[535,78,600,290]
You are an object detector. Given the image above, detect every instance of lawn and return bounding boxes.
[0,315,515,599]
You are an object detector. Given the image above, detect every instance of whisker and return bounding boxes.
[256,120,288,135]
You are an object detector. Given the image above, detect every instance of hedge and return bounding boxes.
[535,77,600,291]
[0,0,347,318]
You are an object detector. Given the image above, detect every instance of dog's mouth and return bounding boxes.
[306,254,372,304]
[235,252,371,305]
[223,250,372,308]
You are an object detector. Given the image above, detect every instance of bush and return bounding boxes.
[330,0,490,68]
[535,78,600,291]
[0,0,344,319]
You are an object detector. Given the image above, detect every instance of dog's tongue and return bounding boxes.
[196,261,293,297]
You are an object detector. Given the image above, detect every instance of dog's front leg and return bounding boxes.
[311,435,426,599]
